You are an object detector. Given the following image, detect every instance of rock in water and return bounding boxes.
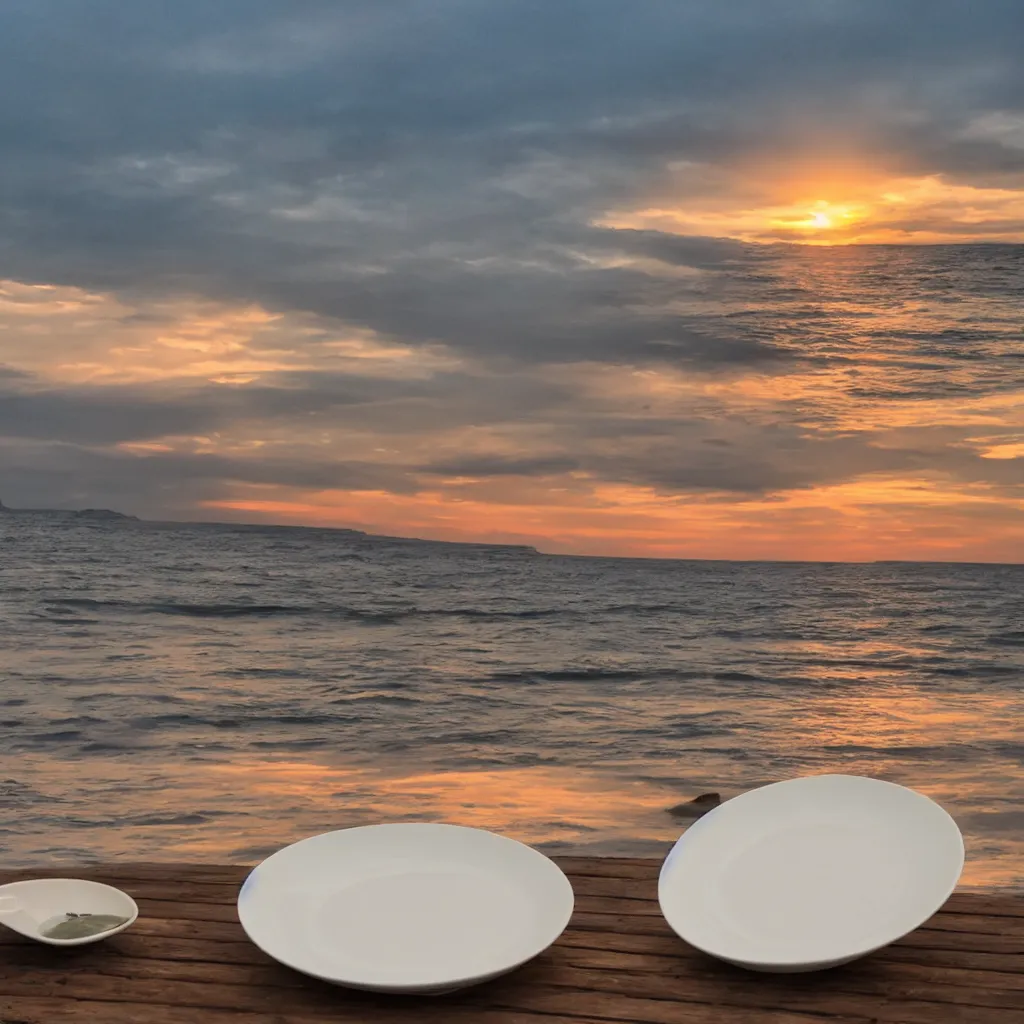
[666,792,722,819]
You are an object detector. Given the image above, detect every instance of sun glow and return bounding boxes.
[775,200,866,238]
[598,172,1024,244]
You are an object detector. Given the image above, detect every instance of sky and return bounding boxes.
[1,1,1022,561]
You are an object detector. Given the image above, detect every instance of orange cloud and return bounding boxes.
[0,280,460,384]
[202,470,1024,563]
[600,173,1024,245]
[4,215,1022,565]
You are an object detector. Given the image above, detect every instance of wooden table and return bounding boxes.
[1,858,1021,1023]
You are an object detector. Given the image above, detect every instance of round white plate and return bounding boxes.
[659,775,964,972]
[237,823,575,993]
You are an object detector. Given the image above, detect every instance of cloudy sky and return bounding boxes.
[1,1,1022,560]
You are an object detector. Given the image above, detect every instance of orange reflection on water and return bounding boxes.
[789,689,1021,750]
[209,761,674,847]
[11,753,1022,889]
[783,688,1024,890]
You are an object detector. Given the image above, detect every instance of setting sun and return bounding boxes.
[600,171,1024,245]
[775,200,867,238]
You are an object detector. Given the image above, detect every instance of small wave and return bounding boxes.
[823,743,976,760]
[128,812,222,827]
[601,603,690,615]
[987,631,1024,647]
[41,597,690,624]
[49,598,313,618]
[0,779,47,809]
[416,603,682,620]
[931,663,1020,677]
[250,738,332,751]
[331,693,420,706]
[218,666,310,680]
[418,607,567,620]
[488,667,697,683]
[127,711,364,731]
[629,721,731,739]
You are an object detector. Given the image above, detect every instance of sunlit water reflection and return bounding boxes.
[2,516,1022,889]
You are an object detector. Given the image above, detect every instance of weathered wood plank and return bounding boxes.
[0,969,871,1024]
[0,860,1020,1024]
[549,942,1024,995]
[0,993,609,1024]
[2,932,1020,1011]
[527,961,1024,1013]
[473,984,876,1024]
[556,926,1024,975]
[566,909,1024,954]
[476,975,1023,1024]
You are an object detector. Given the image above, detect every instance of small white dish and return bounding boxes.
[237,822,575,993]
[0,878,138,946]
[659,774,964,973]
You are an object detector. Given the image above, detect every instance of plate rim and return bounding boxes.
[658,774,965,969]
[237,821,576,990]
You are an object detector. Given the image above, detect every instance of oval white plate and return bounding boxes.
[237,823,575,993]
[659,775,964,972]
[0,878,138,946]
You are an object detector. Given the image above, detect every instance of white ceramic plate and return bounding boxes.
[237,823,575,993]
[0,878,138,946]
[659,775,964,972]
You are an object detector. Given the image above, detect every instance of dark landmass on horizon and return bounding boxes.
[0,499,139,522]
[0,499,540,554]
[3,499,1021,565]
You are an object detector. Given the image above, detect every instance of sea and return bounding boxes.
[1,514,1021,889]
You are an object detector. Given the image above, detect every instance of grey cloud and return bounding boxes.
[2,1,1024,373]
[420,455,581,478]
[585,230,753,269]
[0,387,219,443]
[594,434,931,495]
[417,418,1024,498]
[128,450,417,494]
[0,368,572,445]
[0,442,417,515]
[596,432,1020,498]
[1,2,1023,518]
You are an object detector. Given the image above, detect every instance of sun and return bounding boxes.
[786,200,864,238]
[755,199,865,239]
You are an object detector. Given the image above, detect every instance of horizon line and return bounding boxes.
[4,502,1021,568]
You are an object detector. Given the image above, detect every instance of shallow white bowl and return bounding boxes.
[659,775,964,972]
[237,823,575,993]
[0,878,138,946]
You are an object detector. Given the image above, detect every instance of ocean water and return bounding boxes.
[1,515,1022,889]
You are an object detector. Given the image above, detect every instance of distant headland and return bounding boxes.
[0,499,140,521]
[0,499,539,553]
